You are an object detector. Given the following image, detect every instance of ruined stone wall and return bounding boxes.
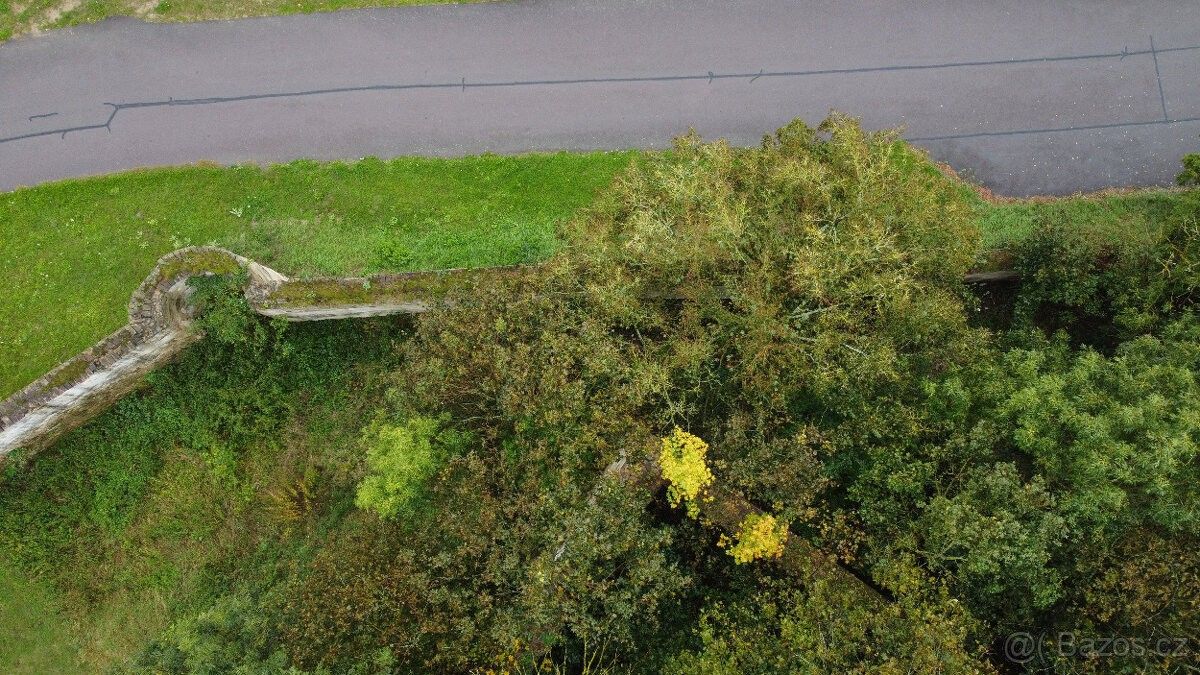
[0,247,252,457]
[0,247,524,458]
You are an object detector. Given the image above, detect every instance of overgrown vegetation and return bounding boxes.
[2,117,1200,672]
[0,289,411,671]
[1181,150,1200,187]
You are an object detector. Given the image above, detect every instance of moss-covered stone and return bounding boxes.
[156,249,243,284]
[42,359,90,393]
[264,267,529,309]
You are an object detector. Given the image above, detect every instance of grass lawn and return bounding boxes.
[0,152,636,398]
[1,0,482,41]
[0,557,82,674]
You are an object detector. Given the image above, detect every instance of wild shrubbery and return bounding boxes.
[668,578,988,674]
[5,115,1200,673]
[1179,151,1200,186]
[273,114,995,671]
[1009,191,1200,344]
[354,415,467,519]
[0,280,410,672]
[300,115,1197,672]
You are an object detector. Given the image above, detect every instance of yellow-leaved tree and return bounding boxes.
[658,428,714,518]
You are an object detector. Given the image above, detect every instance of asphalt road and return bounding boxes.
[1,0,1198,196]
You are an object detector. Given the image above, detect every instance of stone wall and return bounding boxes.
[0,247,499,458]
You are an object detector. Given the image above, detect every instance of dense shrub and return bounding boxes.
[667,578,991,674]
[992,324,1200,535]
[279,465,686,671]
[319,114,993,669]
[1009,192,1200,344]
[131,592,288,674]
[354,415,467,519]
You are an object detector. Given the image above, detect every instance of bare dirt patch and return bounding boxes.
[30,0,82,34]
[133,0,158,17]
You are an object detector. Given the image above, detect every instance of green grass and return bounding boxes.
[0,557,82,674]
[894,140,1200,255]
[1,0,483,41]
[971,189,1199,251]
[0,152,635,398]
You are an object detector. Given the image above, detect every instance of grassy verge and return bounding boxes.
[1,0,482,42]
[0,152,636,397]
[971,188,1198,251]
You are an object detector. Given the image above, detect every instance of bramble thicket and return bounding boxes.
[2,115,1199,672]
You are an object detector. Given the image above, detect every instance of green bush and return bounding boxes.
[919,463,1066,625]
[667,578,989,673]
[370,113,990,668]
[1179,152,1200,186]
[354,415,465,519]
[131,592,286,674]
[189,271,258,346]
[1009,192,1200,344]
[991,324,1200,535]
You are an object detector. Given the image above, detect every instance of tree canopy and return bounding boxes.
[279,116,1200,672]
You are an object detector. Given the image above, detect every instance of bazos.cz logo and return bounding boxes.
[1004,631,1192,664]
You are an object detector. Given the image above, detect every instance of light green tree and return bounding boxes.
[355,415,464,519]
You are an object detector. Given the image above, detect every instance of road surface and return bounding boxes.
[1,0,1198,195]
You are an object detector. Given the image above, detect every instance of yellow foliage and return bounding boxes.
[726,512,788,564]
[658,428,715,517]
